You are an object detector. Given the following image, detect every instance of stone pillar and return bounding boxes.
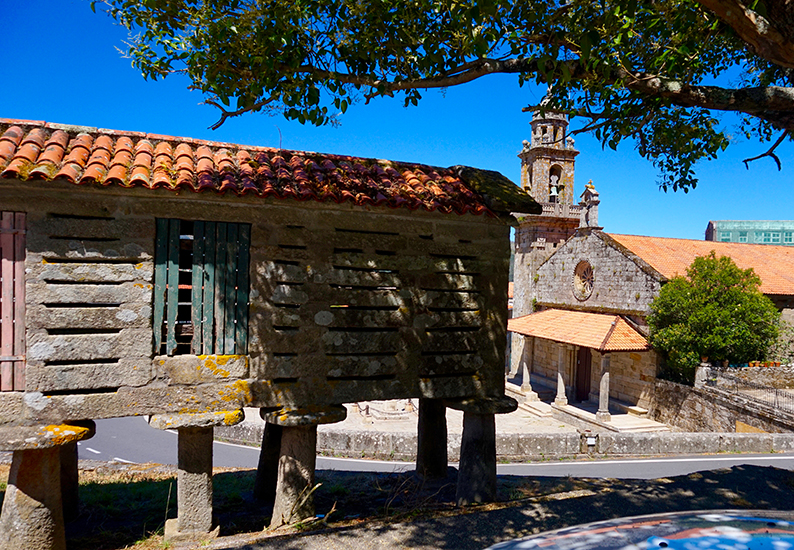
[555,344,568,406]
[694,362,710,388]
[254,417,283,503]
[177,427,214,533]
[264,405,347,529]
[445,396,517,506]
[149,410,244,541]
[0,423,94,550]
[416,398,448,480]
[60,442,79,523]
[596,353,612,422]
[521,336,539,401]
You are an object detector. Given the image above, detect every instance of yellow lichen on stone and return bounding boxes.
[38,424,91,446]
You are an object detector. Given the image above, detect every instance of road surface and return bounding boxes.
[72,416,794,479]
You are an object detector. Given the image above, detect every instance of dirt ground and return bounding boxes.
[1,461,793,550]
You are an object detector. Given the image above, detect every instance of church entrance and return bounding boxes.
[575,347,592,402]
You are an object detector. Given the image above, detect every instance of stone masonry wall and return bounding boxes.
[530,338,563,382]
[535,230,661,315]
[649,378,794,433]
[592,350,659,408]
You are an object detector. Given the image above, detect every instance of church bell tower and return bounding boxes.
[510,106,581,374]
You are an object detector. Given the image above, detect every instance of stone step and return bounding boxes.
[519,401,553,418]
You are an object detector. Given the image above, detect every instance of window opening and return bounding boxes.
[154,219,251,356]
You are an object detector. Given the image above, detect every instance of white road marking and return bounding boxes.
[112,457,136,464]
[85,447,101,455]
[518,455,794,466]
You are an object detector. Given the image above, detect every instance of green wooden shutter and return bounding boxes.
[155,218,249,356]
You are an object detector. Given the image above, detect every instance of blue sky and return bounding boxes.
[2,0,792,240]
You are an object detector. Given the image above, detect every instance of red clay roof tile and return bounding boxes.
[0,118,527,217]
[508,309,650,352]
[607,233,794,296]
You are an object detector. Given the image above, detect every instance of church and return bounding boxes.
[508,108,794,430]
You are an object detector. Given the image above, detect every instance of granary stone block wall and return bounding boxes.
[535,231,661,316]
[0,182,511,428]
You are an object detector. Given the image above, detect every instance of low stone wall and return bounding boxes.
[649,378,794,433]
[216,421,794,462]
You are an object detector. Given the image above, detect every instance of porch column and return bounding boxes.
[149,410,244,542]
[416,398,448,480]
[596,353,612,422]
[0,423,94,550]
[520,336,539,401]
[264,405,347,528]
[445,396,517,506]
[554,343,568,406]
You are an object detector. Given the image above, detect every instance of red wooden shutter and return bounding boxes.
[0,212,26,391]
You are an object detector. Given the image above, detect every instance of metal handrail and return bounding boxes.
[707,368,794,415]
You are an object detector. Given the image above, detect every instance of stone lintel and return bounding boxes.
[444,395,518,415]
[149,410,244,430]
[265,405,347,427]
[0,422,95,451]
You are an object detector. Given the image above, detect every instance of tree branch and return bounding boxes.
[742,130,789,170]
[696,0,794,69]
[205,95,278,130]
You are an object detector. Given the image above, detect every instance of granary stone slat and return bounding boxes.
[26,281,152,305]
[26,328,153,363]
[26,304,152,331]
[28,260,153,283]
[27,358,153,392]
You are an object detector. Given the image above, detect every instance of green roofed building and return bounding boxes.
[705,220,794,245]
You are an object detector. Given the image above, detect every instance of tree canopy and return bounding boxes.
[648,252,779,382]
[96,0,794,190]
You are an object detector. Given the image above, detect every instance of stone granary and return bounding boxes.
[0,118,539,549]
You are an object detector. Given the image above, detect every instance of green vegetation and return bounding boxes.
[648,252,780,383]
[96,0,794,191]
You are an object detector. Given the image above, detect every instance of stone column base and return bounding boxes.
[149,410,244,539]
[445,396,517,506]
[263,406,347,529]
[0,423,94,550]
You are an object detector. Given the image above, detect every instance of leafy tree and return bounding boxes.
[648,252,779,383]
[95,0,794,190]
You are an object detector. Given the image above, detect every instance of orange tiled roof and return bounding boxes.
[608,233,794,296]
[0,118,505,216]
[508,309,650,352]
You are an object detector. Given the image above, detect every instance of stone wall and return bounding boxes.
[593,350,659,408]
[535,231,661,315]
[649,378,794,433]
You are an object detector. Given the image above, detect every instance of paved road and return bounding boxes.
[80,416,794,479]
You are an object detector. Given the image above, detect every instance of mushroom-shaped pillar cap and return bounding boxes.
[444,395,518,415]
[0,421,96,451]
[148,409,245,430]
[264,405,347,427]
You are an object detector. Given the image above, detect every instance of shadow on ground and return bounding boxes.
[1,463,793,550]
